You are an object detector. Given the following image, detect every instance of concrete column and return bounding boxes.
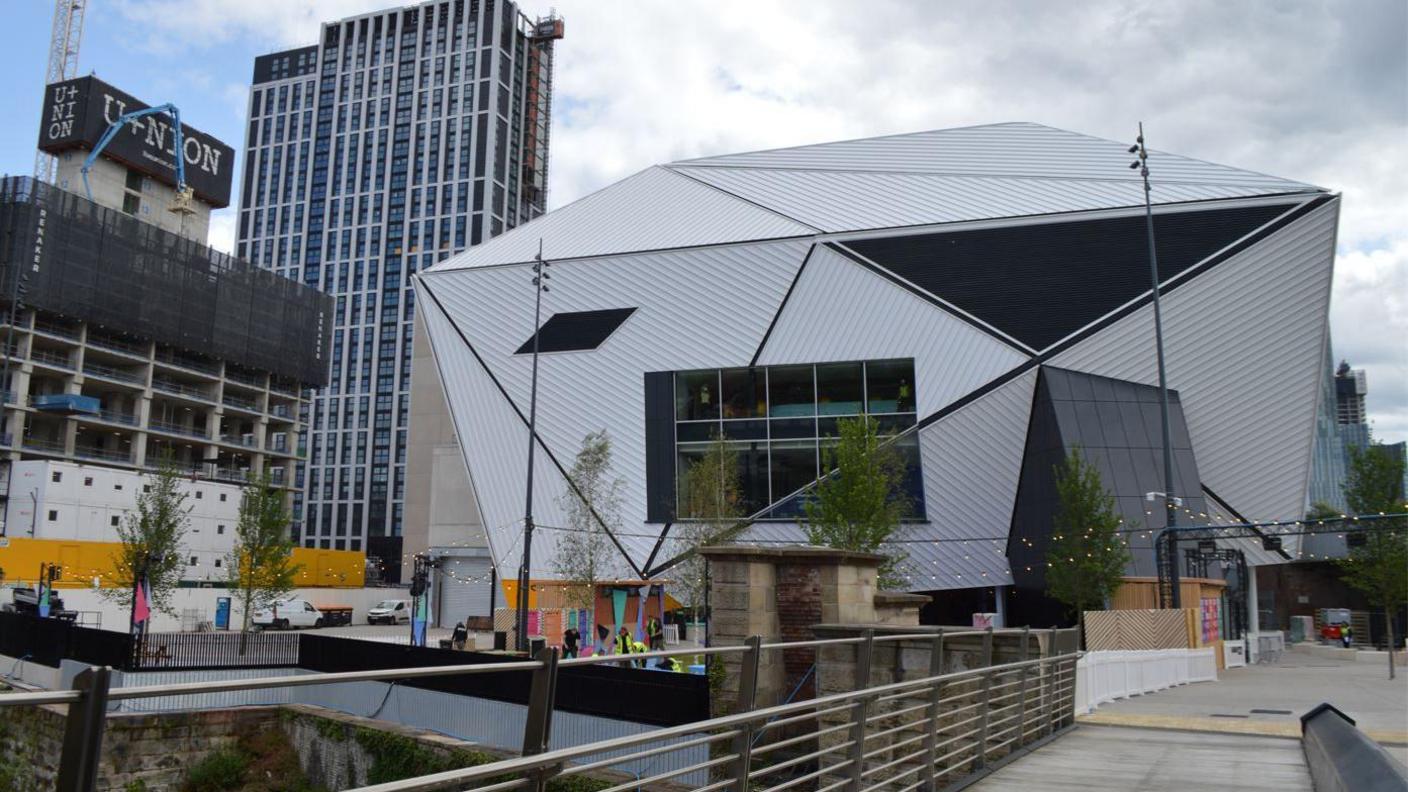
[1246,565,1260,633]
[995,585,1008,628]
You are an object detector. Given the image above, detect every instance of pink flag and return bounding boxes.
[133,580,150,625]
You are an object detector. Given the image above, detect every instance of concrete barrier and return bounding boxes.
[1300,703,1408,792]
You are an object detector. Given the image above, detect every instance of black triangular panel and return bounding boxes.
[1005,367,1208,626]
[846,203,1293,351]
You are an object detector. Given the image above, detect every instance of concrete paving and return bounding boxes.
[969,725,1312,792]
[1081,645,1408,744]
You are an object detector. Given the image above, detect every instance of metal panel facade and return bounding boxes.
[757,244,1030,416]
[1049,201,1339,523]
[670,166,1291,234]
[677,122,1319,191]
[432,166,816,270]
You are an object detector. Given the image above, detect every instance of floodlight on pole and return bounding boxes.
[1132,123,1182,607]
[516,239,549,653]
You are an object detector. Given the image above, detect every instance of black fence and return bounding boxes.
[133,630,300,671]
[0,611,129,669]
[299,634,711,727]
[0,176,332,384]
[0,611,300,671]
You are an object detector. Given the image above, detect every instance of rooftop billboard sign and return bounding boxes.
[37,76,234,208]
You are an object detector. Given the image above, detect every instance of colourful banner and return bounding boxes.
[612,589,627,645]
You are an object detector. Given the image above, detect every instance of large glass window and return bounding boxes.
[670,359,922,519]
[675,370,718,421]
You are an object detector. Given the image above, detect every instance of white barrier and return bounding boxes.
[1074,648,1217,715]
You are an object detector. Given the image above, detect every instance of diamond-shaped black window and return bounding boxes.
[515,308,637,354]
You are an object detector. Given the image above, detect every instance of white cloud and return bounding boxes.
[116,0,1408,438]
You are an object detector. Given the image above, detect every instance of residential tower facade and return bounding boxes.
[236,0,562,577]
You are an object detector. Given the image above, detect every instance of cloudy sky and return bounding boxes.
[3,0,1404,439]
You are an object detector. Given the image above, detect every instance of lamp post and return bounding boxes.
[1130,124,1181,607]
[516,241,549,653]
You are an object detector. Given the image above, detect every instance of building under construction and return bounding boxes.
[0,72,336,586]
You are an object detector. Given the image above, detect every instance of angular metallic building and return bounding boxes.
[411,123,1337,616]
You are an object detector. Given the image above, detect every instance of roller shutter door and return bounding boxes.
[437,555,493,627]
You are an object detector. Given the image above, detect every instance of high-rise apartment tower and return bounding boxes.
[237,0,562,576]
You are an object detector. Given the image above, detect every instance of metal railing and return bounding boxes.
[147,417,209,439]
[85,334,149,357]
[21,436,67,454]
[221,393,260,412]
[93,408,139,426]
[32,319,80,340]
[0,627,1079,792]
[30,347,75,369]
[82,362,144,385]
[73,445,133,464]
[153,352,220,376]
[151,377,214,401]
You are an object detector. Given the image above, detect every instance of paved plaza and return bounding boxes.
[974,647,1407,791]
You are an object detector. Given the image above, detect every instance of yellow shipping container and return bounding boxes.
[0,537,364,589]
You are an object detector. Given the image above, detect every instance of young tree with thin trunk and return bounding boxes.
[226,470,302,654]
[804,416,911,588]
[677,434,745,630]
[1337,442,1407,679]
[1044,448,1131,647]
[553,430,624,611]
[101,455,191,617]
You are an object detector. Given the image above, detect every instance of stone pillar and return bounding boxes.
[698,545,888,713]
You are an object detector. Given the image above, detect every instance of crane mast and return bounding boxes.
[34,0,88,184]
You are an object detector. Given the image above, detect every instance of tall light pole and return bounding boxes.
[516,241,549,653]
[1131,125,1180,607]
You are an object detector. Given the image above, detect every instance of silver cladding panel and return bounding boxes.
[419,240,811,575]
[901,369,1037,590]
[677,123,1320,191]
[1049,200,1339,524]
[431,166,815,270]
[669,166,1295,234]
[756,244,1031,415]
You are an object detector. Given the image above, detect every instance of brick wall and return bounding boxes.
[776,563,822,701]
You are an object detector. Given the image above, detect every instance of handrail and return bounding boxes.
[0,629,1065,707]
[355,649,1080,792]
[0,625,1079,792]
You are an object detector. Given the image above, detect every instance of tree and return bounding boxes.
[226,470,302,654]
[1306,501,1341,521]
[1337,443,1407,678]
[1044,448,1132,647]
[553,430,625,611]
[101,456,191,618]
[804,416,911,588]
[676,434,746,628]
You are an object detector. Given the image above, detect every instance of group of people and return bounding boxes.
[558,616,682,671]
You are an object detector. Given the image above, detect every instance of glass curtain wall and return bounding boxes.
[673,358,923,519]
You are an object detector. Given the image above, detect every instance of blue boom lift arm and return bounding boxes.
[80,103,190,205]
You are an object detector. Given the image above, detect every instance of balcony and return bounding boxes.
[226,369,265,388]
[83,361,145,386]
[32,393,99,415]
[219,433,259,449]
[31,319,79,341]
[222,393,261,413]
[212,468,252,484]
[152,377,215,402]
[148,417,209,440]
[269,403,296,420]
[74,445,133,465]
[93,408,139,426]
[29,348,75,370]
[21,437,67,455]
[86,333,149,359]
[154,351,220,377]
